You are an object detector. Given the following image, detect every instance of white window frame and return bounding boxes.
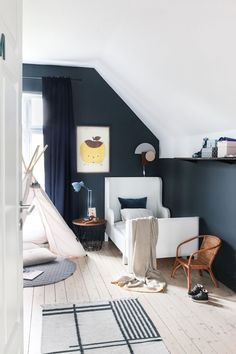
[22,92,43,162]
[22,92,45,188]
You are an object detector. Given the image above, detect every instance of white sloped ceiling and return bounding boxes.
[23,0,236,157]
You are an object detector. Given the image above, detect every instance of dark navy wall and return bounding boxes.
[158,159,236,291]
[23,64,236,292]
[23,64,159,219]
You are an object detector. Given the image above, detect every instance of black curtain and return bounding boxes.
[42,77,77,226]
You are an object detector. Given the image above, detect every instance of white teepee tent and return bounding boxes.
[22,146,86,258]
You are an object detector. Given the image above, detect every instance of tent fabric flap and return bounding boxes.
[22,172,86,258]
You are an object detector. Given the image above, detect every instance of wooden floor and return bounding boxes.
[24,241,236,354]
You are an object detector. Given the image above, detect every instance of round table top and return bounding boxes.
[72,218,106,227]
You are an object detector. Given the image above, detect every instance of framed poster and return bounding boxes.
[77,126,110,173]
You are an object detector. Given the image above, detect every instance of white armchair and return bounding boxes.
[105,177,199,265]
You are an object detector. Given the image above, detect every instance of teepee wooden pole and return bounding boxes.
[30,145,48,171]
[22,155,27,171]
[26,145,40,173]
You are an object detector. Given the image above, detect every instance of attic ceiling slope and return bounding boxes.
[23,0,236,157]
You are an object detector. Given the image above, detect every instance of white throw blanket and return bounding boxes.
[112,217,166,292]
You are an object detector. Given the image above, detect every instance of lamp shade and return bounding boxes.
[134,143,156,154]
[72,181,86,192]
[134,143,156,177]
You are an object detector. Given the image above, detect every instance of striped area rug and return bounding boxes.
[41,298,168,353]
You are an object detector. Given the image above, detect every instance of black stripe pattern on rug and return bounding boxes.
[41,298,168,353]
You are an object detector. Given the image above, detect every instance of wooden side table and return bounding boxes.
[72,218,107,251]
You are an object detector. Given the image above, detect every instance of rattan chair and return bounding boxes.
[171,235,222,290]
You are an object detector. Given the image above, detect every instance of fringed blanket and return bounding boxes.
[112,217,166,293]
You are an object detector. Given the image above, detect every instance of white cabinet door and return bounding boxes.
[0,0,22,353]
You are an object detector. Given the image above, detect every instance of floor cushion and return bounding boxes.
[23,242,40,250]
[23,248,56,267]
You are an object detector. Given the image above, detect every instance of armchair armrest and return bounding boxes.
[106,207,115,225]
[176,235,204,257]
[158,206,170,218]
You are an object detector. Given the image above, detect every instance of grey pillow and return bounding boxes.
[23,242,40,250]
[23,248,57,267]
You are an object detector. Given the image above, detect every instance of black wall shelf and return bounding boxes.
[174,157,236,164]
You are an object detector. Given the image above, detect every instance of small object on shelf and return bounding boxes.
[217,140,236,157]
[201,147,218,158]
[202,137,209,148]
[192,137,210,158]
[218,136,236,142]
[192,151,201,158]
[206,139,218,148]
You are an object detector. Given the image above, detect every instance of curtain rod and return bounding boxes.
[23,76,82,82]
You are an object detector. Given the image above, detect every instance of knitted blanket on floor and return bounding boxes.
[112,217,166,292]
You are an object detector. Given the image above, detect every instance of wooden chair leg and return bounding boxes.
[171,260,176,277]
[209,267,219,288]
[171,259,180,277]
[187,268,191,291]
[182,266,187,277]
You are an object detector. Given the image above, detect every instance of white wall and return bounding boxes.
[23,0,236,157]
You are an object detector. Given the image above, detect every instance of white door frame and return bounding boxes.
[0,0,23,353]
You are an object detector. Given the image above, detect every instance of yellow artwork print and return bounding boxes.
[80,136,105,164]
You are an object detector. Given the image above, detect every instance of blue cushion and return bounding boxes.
[118,197,147,209]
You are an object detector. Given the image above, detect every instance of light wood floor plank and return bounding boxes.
[28,286,44,354]
[71,258,90,302]
[139,294,186,354]
[84,252,111,299]
[44,284,55,304]
[92,249,126,299]
[108,241,236,353]
[160,263,236,352]
[77,256,100,301]
[24,241,236,354]
[108,242,199,353]
[107,245,189,353]
[54,280,67,303]
[64,269,78,303]
[23,288,33,354]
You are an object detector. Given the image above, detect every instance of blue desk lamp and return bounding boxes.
[72,181,92,219]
